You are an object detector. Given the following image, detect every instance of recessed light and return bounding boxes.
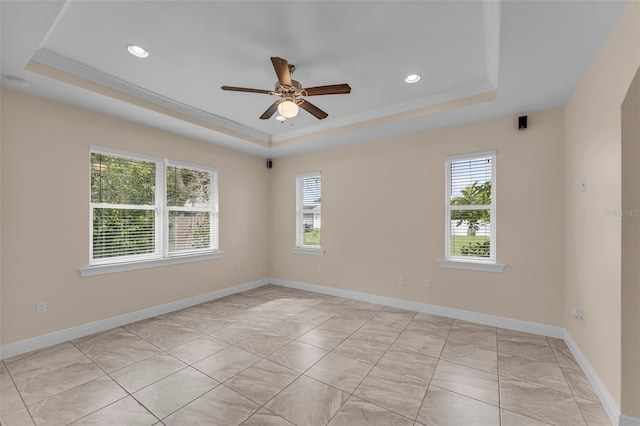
[126,44,149,58]
[275,115,287,122]
[404,74,421,84]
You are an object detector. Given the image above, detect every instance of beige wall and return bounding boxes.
[621,66,640,418]
[269,109,565,326]
[0,88,270,345]
[563,0,640,411]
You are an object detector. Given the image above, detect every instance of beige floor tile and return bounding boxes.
[0,385,25,417]
[72,328,161,372]
[501,409,553,425]
[548,338,582,370]
[242,408,294,425]
[392,330,446,358]
[375,348,438,383]
[499,353,571,394]
[167,335,229,365]
[133,367,218,419]
[563,368,599,401]
[329,397,414,426]
[0,408,34,426]
[497,329,550,346]
[332,337,389,365]
[0,287,607,426]
[209,322,264,344]
[5,343,88,384]
[298,328,350,351]
[305,352,373,393]
[163,385,258,426]
[225,359,299,405]
[371,311,415,331]
[351,327,400,346]
[265,375,347,426]
[267,319,317,338]
[316,316,367,334]
[17,360,104,405]
[267,341,328,373]
[441,339,497,373]
[28,376,127,426]
[353,366,428,419]
[417,386,500,426]
[70,396,157,425]
[404,320,451,339]
[123,317,203,350]
[430,360,499,406]
[193,346,260,382]
[576,397,611,426]
[498,339,558,365]
[500,379,586,425]
[168,309,236,333]
[111,354,186,393]
[447,327,497,351]
[0,363,14,390]
[234,331,293,357]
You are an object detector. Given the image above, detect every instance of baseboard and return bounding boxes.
[0,278,269,360]
[620,415,640,426]
[269,278,565,338]
[564,331,622,426]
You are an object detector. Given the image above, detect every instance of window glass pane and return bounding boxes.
[93,208,155,259]
[450,209,491,258]
[450,157,492,205]
[91,153,155,205]
[166,166,211,207]
[301,175,321,246]
[169,211,211,253]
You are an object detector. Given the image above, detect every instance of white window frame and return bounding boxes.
[438,151,505,272]
[293,172,325,256]
[81,146,221,277]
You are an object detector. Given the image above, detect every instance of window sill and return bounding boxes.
[292,247,325,256]
[437,259,505,273]
[79,251,224,277]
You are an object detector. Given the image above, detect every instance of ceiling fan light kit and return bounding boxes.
[277,99,299,118]
[221,57,351,121]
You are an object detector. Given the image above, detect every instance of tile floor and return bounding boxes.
[0,285,612,426]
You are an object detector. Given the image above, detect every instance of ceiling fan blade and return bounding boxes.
[259,101,280,120]
[303,84,352,96]
[271,57,292,87]
[299,100,328,120]
[221,86,272,95]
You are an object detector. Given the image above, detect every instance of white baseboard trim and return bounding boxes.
[564,331,622,426]
[269,278,564,339]
[0,278,269,360]
[620,415,640,426]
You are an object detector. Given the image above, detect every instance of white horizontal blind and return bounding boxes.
[90,152,160,263]
[90,148,219,266]
[446,152,496,262]
[296,173,322,248]
[165,163,217,255]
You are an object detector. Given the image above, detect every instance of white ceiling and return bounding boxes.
[0,0,628,158]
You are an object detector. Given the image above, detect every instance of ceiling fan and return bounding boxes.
[221,57,351,120]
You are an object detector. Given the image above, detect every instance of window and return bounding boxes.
[90,148,218,267]
[444,151,496,264]
[295,173,322,252]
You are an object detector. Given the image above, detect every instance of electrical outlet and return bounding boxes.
[316,265,321,273]
[36,302,46,314]
[571,309,584,324]
[398,275,405,285]
[425,280,431,288]
[235,265,241,273]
